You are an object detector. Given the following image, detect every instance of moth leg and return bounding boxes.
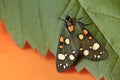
[84,23,92,26]
[78,21,92,26]
[75,17,84,20]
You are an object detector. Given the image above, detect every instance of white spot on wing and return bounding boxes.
[100,52,103,54]
[60,64,62,66]
[94,55,96,58]
[92,43,100,50]
[66,63,68,66]
[65,38,70,45]
[65,54,67,57]
[78,34,84,40]
[100,51,105,54]
[69,55,75,60]
[97,55,100,58]
[58,54,65,60]
[89,46,92,49]
[83,50,89,56]
[63,65,66,69]
[72,50,75,54]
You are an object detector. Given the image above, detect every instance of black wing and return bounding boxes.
[75,21,108,61]
[56,25,81,72]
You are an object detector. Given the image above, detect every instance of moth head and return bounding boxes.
[65,15,72,21]
[65,15,73,26]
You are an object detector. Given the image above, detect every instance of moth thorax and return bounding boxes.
[66,21,72,26]
[68,25,74,32]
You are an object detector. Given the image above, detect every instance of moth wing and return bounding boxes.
[56,26,80,72]
[76,22,108,61]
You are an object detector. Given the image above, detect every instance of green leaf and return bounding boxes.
[0,0,120,80]
[111,59,120,80]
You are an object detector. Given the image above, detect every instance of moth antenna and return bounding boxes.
[84,23,92,26]
[78,21,92,26]
[59,34,61,36]
[58,1,76,20]
[75,17,84,21]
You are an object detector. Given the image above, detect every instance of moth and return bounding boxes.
[56,15,108,72]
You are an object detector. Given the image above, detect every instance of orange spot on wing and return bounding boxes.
[59,45,63,49]
[83,29,88,35]
[68,25,74,32]
[88,36,92,40]
[59,36,64,42]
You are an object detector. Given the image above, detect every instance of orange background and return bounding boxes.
[0,22,104,80]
